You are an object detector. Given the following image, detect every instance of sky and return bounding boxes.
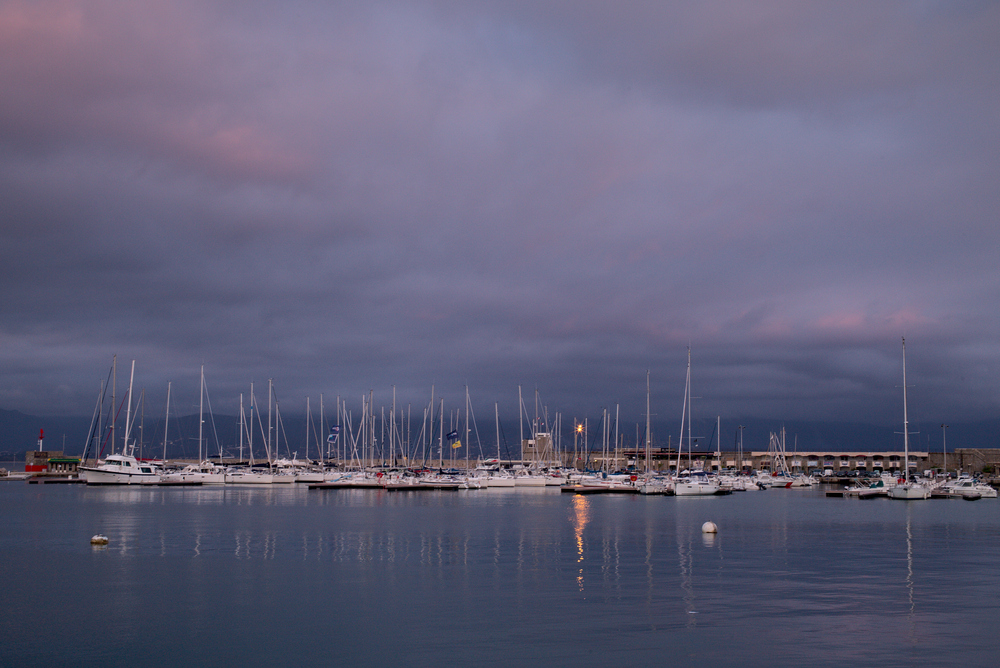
[1,0,999,432]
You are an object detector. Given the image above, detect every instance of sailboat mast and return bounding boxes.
[428,385,435,467]
[94,378,104,464]
[716,415,721,472]
[139,390,145,461]
[249,383,255,467]
[305,397,311,462]
[495,402,500,461]
[199,365,204,463]
[518,386,523,453]
[238,393,244,463]
[268,379,273,470]
[111,355,116,456]
[902,337,910,483]
[124,360,135,456]
[675,350,689,474]
[686,349,693,471]
[163,381,171,462]
[645,370,651,474]
[608,404,616,470]
[465,386,470,471]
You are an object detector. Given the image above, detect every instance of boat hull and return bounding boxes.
[80,467,159,485]
[674,482,720,496]
[161,472,226,484]
[888,483,929,500]
[225,471,274,484]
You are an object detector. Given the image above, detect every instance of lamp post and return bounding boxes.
[941,424,948,477]
[574,421,583,472]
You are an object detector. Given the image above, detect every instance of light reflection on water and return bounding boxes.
[571,494,589,591]
[4,484,1000,667]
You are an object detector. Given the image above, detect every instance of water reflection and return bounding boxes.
[905,506,915,617]
[11,482,1000,666]
[571,495,590,591]
[677,525,697,624]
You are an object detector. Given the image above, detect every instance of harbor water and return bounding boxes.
[3,483,999,667]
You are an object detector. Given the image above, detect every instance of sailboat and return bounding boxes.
[673,348,720,496]
[756,428,814,488]
[888,337,930,500]
[638,370,672,495]
[225,385,274,484]
[161,366,226,484]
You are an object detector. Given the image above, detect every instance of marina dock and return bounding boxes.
[27,477,85,484]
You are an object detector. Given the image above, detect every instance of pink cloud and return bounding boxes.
[813,312,867,332]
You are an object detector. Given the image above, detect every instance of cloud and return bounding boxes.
[1,1,998,434]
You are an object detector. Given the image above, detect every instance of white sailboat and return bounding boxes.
[162,366,226,484]
[292,397,325,483]
[756,428,814,488]
[225,384,274,484]
[673,348,720,497]
[888,337,930,500]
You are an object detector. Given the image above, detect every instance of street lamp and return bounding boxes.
[574,421,582,471]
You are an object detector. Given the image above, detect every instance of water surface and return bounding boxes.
[2,483,998,667]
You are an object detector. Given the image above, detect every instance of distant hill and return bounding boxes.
[0,409,94,461]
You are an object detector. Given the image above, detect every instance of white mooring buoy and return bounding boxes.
[701,521,718,534]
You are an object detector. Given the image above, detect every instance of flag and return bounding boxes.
[327,425,341,443]
[446,430,458,441]
[451,440,462,449]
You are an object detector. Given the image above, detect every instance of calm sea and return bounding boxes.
[2,482,998,667]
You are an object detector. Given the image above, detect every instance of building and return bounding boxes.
[25,450,80,475]
[24,429,79,475]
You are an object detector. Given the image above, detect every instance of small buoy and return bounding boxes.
[90,534,109,545]
[701,522,718,534]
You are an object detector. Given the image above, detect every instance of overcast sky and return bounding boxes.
[2,0,998,430]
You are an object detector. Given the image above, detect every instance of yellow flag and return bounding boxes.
[451,440,462,449]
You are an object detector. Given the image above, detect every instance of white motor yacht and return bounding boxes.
[80,453,160,485]
[936,478,997,499]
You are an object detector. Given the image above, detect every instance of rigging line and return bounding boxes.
[466,394,485,460]
[584,411,606,471]
[203,377,224,461]
[498,418,513,466]
[98,393,130,459]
